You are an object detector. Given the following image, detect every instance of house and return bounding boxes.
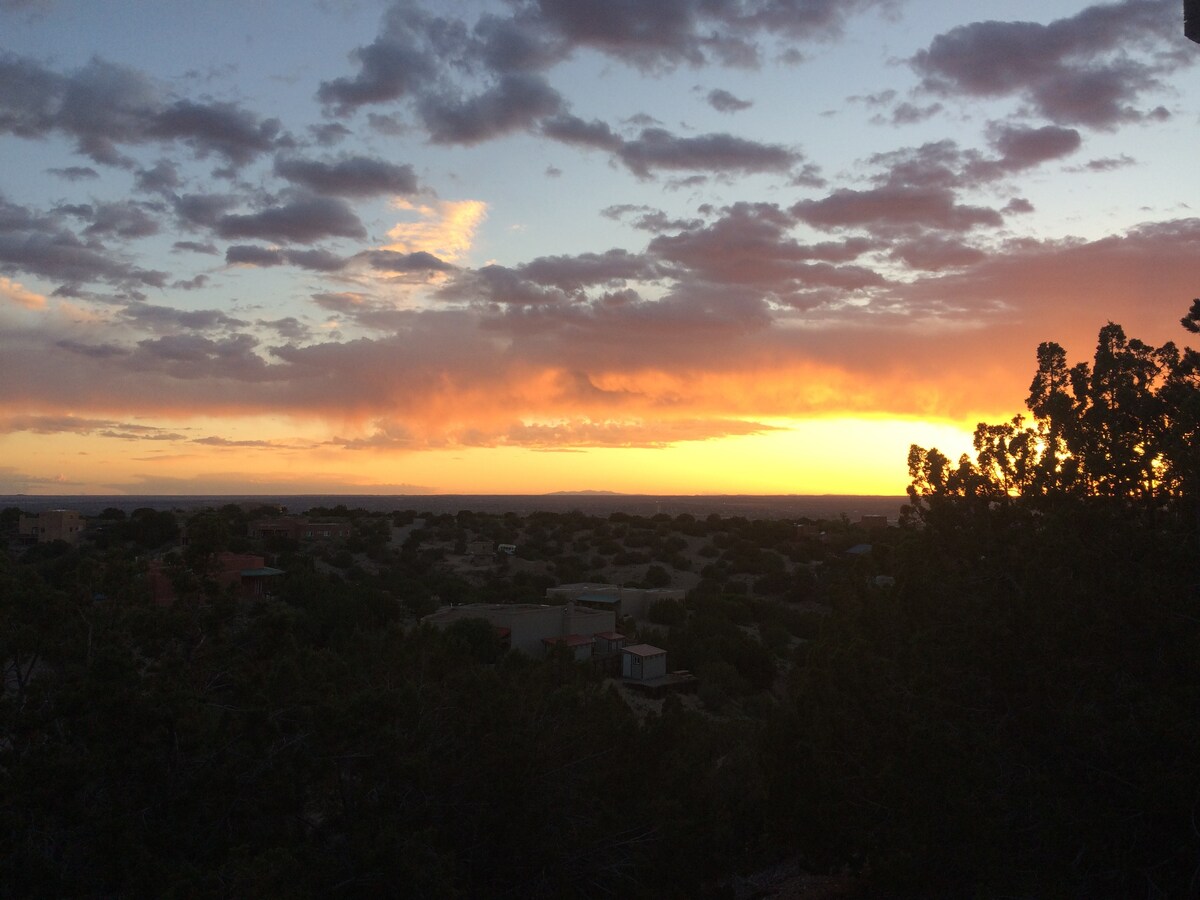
[546,583,686,620]
[146,552,284,604]
[622,644,668,681]
[1188,0,1200,42]
[249,517,352,541]
[422,601,616,657]
[18,509,83,545]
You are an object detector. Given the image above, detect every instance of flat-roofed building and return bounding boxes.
[546,583,686,619]
[18,509,83,545]
[423,602,615,656]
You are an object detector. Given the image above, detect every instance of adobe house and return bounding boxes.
[18,509,83,545]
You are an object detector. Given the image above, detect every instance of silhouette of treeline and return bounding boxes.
[3,309,1200,896]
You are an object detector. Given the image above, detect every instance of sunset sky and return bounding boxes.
[1,0,1198,496]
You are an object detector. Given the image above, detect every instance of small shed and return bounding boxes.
[622,644,668,681]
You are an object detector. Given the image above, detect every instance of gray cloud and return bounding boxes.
[226,244,351,272]
[357,249,454,273]
[912,0,1183,128]
[274,154,419,196]
[216,193,366,244]
[419,73,563,145]
[707,88,753,112]
[0,194,167,287]
[46,165,98,181]
[791,185,1003,233]
[0,53,281,166]
[617,127,798,178]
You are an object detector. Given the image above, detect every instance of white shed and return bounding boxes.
[622,644,668,681]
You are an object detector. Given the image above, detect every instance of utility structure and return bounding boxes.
[1188,0,1200,43]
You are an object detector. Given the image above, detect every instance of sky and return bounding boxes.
[0,0,1198,496]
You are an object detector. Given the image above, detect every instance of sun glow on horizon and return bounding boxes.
[0,415,978,496]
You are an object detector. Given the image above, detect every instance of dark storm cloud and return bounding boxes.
[274,154,419,197]
[617,128,798,178]
[215,194,366,244]
[911,0,1182,128]
[706,88,753,112]
[418,73,563,144]
[0,53,281,166]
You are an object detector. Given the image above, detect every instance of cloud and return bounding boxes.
[791,185,1003,233]
[172,240,219,255]
[418,73,563,145]
[216,193,366,244]
[0,413,183,439]
[226,244,350,271]
[911,0,1184,128]
[0,275,46,308]
[357,249,454,273]
[617,127,798,178]
[0,194,168,287]
[150,99,282,166]
[316,2,442,113]
[383,198,487,262]
[647,202,882,289]
[274,154,420,196]
[706,88,753,112]
[118,302,248,334]
[46,165,98,181]
[0,53,280,166]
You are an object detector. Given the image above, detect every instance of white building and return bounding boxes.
[622,644,668,681]
[422,602,615,656]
